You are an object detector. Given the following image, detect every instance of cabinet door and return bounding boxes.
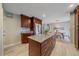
[41,38,54,56]
[21,15,31,28]
[33,18,42,34]
[29,39,41,56]
[21,34,28,43]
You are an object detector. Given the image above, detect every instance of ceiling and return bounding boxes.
[3,3,78,23]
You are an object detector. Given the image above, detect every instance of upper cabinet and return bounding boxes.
[34,17,42,24]
[34,17,42,34]
[21,15,31,28]
[21,15,42,35]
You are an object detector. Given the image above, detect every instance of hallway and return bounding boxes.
[4,40,79,56]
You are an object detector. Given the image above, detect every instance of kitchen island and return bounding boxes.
[28,33,56,56]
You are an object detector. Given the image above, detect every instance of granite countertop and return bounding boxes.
[28,33,54,43]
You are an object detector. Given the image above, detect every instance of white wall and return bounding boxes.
[43,21,70,33]
[42,16,70,24]
[3,11,21,48]
[54,21,70,35]
[0,3,3,56]
[42,21,70,41]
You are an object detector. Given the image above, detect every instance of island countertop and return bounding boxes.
[28,32,56,56]
[28,33,55,43]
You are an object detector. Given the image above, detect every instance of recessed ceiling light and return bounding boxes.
[69,4,74,8]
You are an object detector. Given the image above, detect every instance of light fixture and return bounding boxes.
[42,14,46,19]
[69,4,74,8]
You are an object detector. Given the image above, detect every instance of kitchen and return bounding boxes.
[3,3,79,56]
[20,14,56,56]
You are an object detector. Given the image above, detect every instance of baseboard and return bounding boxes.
[4,42,21,49]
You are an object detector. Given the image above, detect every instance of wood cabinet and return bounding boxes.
[74,6,79,49]
[21,15,42,44]
[29,36,56,56]
[21,15,31,28]
[21,15,32,43]
[41,36,56,56]
[29,39,41,56]
[21,33,33,43]
[21,33,28,43]
[21,15,42,34]
[33,17,42,34]
[34,17,42,24]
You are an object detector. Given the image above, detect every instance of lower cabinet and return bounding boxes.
[21,33,33,43]
[29,36,56,56]
[21,33,28,43]
[41,36,56,56]
[29,39,41,56]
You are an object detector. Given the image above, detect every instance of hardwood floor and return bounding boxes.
[4,44,29,56]
[4,40,79,56]
[51,40,79,56]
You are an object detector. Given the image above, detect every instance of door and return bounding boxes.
[75,6,79,49]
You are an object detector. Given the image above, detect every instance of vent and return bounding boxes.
[5,11,13,18]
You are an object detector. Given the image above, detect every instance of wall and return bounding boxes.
[42,16,70,24]
[42,23,55,33]
[70,13,75,43]
[53,21,70,35]
[3,11,21,48]
[43,21,70,33]
[0,3,3,56]
[42,21,70,41]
